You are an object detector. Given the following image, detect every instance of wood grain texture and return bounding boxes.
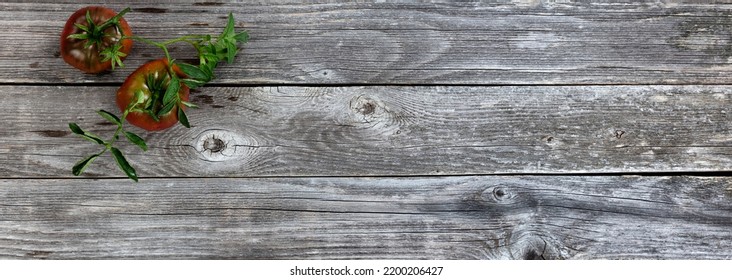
[2,85,731,178]
[3,1,732,84]
[1,176,730,259]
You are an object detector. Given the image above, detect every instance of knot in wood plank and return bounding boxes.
[510,234,562,260]
[346,94,407,137]
[481,185,517,204]
[192,129,246,162]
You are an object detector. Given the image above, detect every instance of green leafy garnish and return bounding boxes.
[111,147,137,182]
[124,131,148,151]
[178,107,190,128]
[97,110,121,125]
[69,9,248,182]
[72,154,99,176]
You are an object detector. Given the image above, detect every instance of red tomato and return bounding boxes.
[116,59,190,131]
[60,6,133,73]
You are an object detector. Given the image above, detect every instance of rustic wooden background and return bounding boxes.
[1,0,731,259]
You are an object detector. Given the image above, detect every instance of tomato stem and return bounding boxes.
[125,34,210,77]
[96,7,131,33]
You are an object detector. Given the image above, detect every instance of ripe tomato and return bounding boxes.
[116,59,190,131]
[60,6,133,73]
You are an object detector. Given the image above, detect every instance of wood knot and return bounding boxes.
[542,135,560,147]
[482,185,516,204]
[359,101,376,115]
[204,137,226,153]
[192,129,244,162]
[493,232,565,260]
[351,95,379,116]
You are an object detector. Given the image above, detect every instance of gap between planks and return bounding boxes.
[2,170,732,181]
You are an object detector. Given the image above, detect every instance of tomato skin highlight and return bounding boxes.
[60,6,133,73]
[116,59,190,131]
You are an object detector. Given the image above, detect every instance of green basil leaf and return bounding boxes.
[124,131,148,151]
[157,100,176,117]
[181,101,199,109]
[72,154,99,176]
[110,147,138,182]
[163,76,180,105]
[178,107,190,128]
[69,123,105,145]
[234,31,249,43]
[176,62,208,81]
[97,110,121,125]
[182,79,205,89]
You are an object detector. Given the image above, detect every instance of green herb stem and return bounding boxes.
[107,107,131,148]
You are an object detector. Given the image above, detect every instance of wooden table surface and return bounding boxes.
[1,0,731,259]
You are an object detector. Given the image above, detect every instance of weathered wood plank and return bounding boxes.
[1,176,730,259]
[1,85,730,178]
[3,1,732,84]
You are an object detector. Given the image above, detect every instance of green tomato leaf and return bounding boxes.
[176,62,209,81]
[72,154,99,176]
[182,79,205,89]
[110,147,138,182]
[181,101,199,109]
[68,123,105,145]
[157,100,176,117]
[124,131,148,151]
[200,62,216,80]
[163,76,180,106]
[201,51,221,66]
[220,13,235,40]
[97,110,121,125]
[234,31,249,43]
[68,122,85,135]
[226,43,236,63]
[178,107,190,128]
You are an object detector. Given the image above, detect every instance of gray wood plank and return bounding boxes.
[3,1,732,84]
[1,176,730,259]
[1,85,730,178]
